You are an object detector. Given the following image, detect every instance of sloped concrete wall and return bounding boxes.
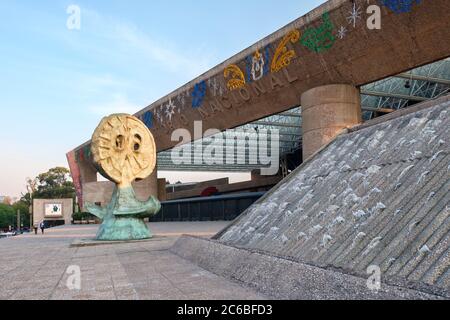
[216,96,450,295]
[171,236,445,299]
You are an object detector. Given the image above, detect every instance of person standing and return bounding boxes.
[39,221,45,234]
[33,222,38,235]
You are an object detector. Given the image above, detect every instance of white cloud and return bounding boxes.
[113,23,212,77]
[81,8,213,78]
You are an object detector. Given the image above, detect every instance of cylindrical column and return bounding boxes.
[301,84,362,159]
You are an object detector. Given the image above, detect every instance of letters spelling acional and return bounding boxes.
[195,65,298,121]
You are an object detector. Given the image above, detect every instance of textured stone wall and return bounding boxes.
[33,198,74,225]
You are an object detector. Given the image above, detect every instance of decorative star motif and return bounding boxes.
[155,106,164,123]
[177,93,185,107]
[165,99,177,121]
[337,26,347,39]
[347,2,362,28]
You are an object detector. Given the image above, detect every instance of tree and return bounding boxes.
[18,168,75,227]
[20,177,38,207]
[13,201,30,229]
[0,203,15,230]
[33,167,75,200]
[0,202,30,231]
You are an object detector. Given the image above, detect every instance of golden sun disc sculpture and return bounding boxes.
[91,114,156,187]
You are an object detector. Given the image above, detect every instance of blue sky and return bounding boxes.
[0,0,325,197]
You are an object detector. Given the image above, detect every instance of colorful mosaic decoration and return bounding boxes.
[245,45,271,83]
[224,64,246,90]
[381,0,422,14]
[67,151,83,208]
[76,144,92,163]
[192,81,207,108]
[271,30,300,73]
[141,110,154,129]
[136,2,425,124]
[301,12,335,53]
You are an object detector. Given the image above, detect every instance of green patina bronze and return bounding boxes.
[85,186,160,241]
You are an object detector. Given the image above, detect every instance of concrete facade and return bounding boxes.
[33,199,74,225]
[157,178,167,201]
[79,159,97,185]
[166,175,281,201]
[83,169,159,207]
[301,84,362,159]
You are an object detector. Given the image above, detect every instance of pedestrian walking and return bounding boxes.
[39,221,45,234]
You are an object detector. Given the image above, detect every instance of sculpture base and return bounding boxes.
[85,185,161,242]
[71,237,166,248]
[96,216,152,241]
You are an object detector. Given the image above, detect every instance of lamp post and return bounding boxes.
[17,209,20,234]
[26,178,37,230]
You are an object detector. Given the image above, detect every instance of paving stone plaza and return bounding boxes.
[0,223,265,300]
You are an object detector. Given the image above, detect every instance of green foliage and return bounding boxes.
[0,203,15,230]
[72,212,95,221]
[31,167,75,200]
[13,201,31,228]
[0,202,31,230]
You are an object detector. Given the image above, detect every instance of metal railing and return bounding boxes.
[151,192,265,222]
